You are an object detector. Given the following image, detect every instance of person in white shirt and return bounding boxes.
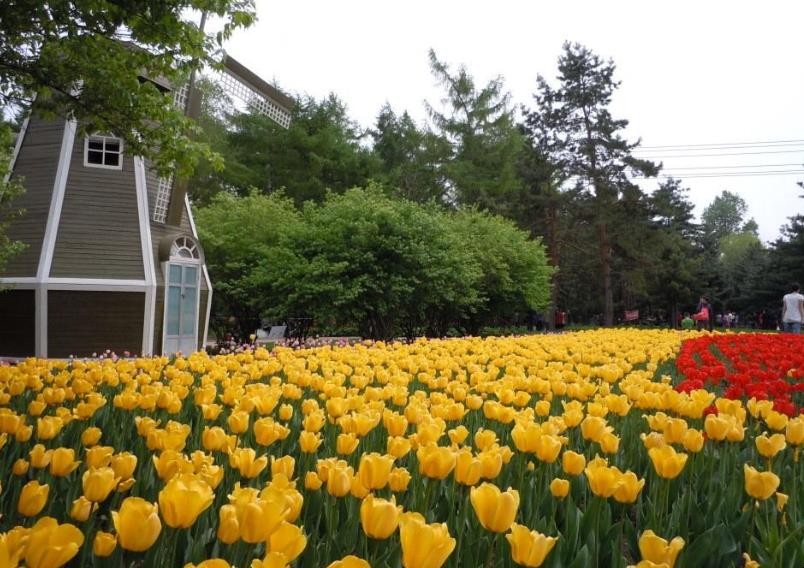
[781,283,804,333]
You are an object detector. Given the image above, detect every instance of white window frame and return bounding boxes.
[84,135,124,170]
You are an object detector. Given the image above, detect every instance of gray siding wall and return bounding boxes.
[50,133,145,279]
[48,290,144,357]
[2,118,64,277]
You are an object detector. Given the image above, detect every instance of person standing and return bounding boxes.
[781,283,804,333]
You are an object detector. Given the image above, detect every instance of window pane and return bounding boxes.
[105,140,121,152]
[88,139,104,151]
[105,153,120,166]
[166,286,181,335]
[184,266,197,284]
[169,264,182,284]
[181,286,197,336]
[87,151,104,164]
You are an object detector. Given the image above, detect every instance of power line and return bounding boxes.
[661,163,803,171]
[637,138,804,150]
[634,148,804,159]
[631,170,804,180]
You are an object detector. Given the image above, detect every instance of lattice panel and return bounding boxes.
[152,174,173,223]
[173,83,189,111]
[216,69,291,128]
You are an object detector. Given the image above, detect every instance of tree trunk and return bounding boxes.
[546,199,560,330]
[597,222,614,326]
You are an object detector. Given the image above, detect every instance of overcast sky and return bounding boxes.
[222,0,804,242]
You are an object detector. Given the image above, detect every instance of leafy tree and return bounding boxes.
[719,231,766,312]
[645,178,703,324]
[0,122,25,272]
[446,208,553,334]
[370,104,450,204]
[526,42,658,325]
[194,191,301,341]
[190,94,378,206]
[426,50,524,212]
[0,0,256,175]
[701,190,755,244]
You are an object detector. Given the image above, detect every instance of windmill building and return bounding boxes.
[0,56,292,358]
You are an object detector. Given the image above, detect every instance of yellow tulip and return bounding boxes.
[254,418,289,447]
[336,433,360,455]
[85,445,115,469]
[48,447,80,477]
[584,464,620,498]
[111,452,138,480]
[682,429,704,453]
[561,451,586,476]
[360,494,402,539]
[278,404,294,421]
[93,531,116,557]
[250,551,289,568]
[202,427,229,452]
[599,432,620,454]
[581,416,608,442]
[299,431,322,453]
[326,463,353,497]
[417,445,456,480]
[478,448,504,480]
[612,471,645,504]
[743,464,780,500]
[648,446,688,479]
[158,473,214,528]
[776,492,789,512]
[358,453,394,490]
[474,429,498,451]
[511,422,541,453]
[36,416,63,440]
[18,480,50,516]
[185,560,231,568]
[81,427,102,447]
[534,434,563,463]
[399,512,455,568]
[786,416,803,445]
[217,504,240,544]
[25,517,84,568]
[755,433,786,459]
[387,436,412,459]
[29,443,52,468]
[305,471,323,490]
[703,414,730,441]
[550,478,570,499]
[743,553,760,568]
[229,448,268,479]
[384,412,409,437]
[82,467,119,502]
[269,521,307,562]
[227,410,250,434]
[454,448,483,486]
[765,411,788,431]
[240,493,289,544]
[389,467,412,492]
[448,425,469,445]
[112,497,162,552]
[69,496,97,522]
[506,523,558,567]
[12,458,29,476]
[327,555,371,568]
[271,455,296,480]
[470,483,520,533]
[638,530,684,567]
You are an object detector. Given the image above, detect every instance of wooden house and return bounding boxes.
[0,56,293,358]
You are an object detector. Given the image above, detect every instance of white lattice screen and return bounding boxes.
[216,68,291,128]
[152,174,173,223]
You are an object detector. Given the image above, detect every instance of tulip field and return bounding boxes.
[0,329,802,568]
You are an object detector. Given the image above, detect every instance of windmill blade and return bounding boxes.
[216,54,293,128]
